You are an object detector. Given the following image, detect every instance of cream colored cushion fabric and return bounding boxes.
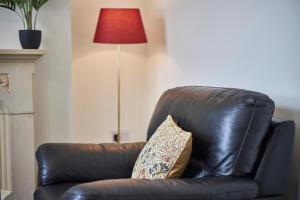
[131,115,192,179]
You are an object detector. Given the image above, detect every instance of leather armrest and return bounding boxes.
[36,142,145,186]
[61,177,258,200]
[254,119,295,196]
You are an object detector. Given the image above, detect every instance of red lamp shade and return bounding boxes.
[93,8,147,44]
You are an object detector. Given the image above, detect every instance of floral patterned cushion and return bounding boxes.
[131,115,192,179]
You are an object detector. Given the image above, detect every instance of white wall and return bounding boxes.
[34,0,73,146]
[71,0,149,143]
[146,0,300,199]
[0,0,73,147]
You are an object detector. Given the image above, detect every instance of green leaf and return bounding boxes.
[33,0,47,11]
[0,0,16,11]
[10,0,24,8]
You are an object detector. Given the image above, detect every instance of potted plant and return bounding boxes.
[0,0,48,49]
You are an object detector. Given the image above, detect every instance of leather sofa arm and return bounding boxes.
[36,142,145,186]
[254,119,295,197]
[61,177,258,200]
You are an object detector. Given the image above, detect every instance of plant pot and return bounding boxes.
[19,30,42,49]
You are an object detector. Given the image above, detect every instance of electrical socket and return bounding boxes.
[112,130,130,142]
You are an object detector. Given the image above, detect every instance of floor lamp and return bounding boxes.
[93,8,147,143]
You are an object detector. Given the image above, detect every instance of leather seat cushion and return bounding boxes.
[34,183,79,200]
[61,177,258,200]
[147,86,275,177]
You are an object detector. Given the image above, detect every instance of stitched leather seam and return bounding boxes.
[231,100,258,174]
[64,189,256,198]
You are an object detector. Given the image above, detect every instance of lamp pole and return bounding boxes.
[116,44,121,143]
[93,8,147,143]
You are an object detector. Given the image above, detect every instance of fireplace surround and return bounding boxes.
[0,49,46,200]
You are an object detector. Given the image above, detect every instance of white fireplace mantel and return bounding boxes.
[0,49,47,61]
[0,49,46,200]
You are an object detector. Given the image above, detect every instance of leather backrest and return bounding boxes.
[253,119,295,197]
[147,86,275,177]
